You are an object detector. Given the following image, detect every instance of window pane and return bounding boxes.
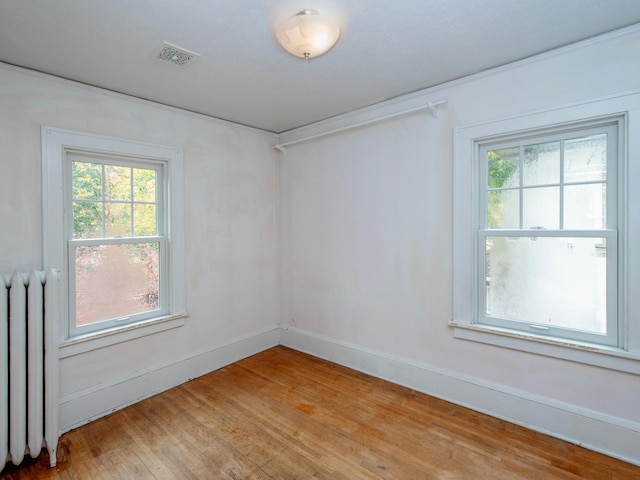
[73,201,103,239]
[564,183,606,230]
[104,165,131,201]
[523,141,560,186]
[134,204,157,236]
[72,162,102,200]
[133,168,156,202]
[485,236,607,334]
[105,202,131,237]
[522,186,559,229]
[74,243,160,326]
[487,147,519,189]
[487,189,519,229]
[564,134,607,183]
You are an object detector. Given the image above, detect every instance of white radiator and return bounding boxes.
[1,269,60,471]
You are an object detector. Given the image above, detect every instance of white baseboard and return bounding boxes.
[280,325,640,467]
[59,327,280,432]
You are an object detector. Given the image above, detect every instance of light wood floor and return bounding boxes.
[2,346,639,479]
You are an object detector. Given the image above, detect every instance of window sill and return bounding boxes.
[449,321,640,375]
[59,313,188,359]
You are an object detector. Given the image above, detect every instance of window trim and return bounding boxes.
[452,92,640,374]
[42,127,187,345]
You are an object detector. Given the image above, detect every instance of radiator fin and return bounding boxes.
[9,271,27,465]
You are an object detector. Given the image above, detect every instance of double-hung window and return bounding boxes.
[478,122,618,346]
[452,93,640,373]
[67,152,167,336]
[43,127,186,345]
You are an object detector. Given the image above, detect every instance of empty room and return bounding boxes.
[1,1,640,478]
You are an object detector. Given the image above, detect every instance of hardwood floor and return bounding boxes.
[2,346,639,479]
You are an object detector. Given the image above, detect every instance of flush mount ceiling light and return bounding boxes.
[276,9,340,60]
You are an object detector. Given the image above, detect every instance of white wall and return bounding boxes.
[279,27,640,463]
[0,65,279,430]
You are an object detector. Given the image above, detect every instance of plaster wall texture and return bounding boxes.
[278,29,640,425]
[0,66,279,399]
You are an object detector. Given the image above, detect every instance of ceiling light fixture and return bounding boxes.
[276,9,340,61]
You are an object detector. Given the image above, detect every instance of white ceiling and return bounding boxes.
[1,1,639,133]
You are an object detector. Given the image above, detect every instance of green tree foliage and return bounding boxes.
[487,150,517,228]
[72,161,160,320]
[72,162,157,237]
[488,150,517,189]
[72,162,102,238]
[132,168,157,236]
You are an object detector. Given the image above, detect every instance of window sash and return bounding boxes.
[67,238,168,337]
[476,229,618,346]
[478,123,617,232]
[66,152,165,240]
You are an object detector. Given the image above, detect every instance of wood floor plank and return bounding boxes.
[2,346,639,479]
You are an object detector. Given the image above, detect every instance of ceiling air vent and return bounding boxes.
[155,42,200,67]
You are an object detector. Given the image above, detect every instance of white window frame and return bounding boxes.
[66,151,168,337]
[452,92,640,375]
[477,122,619,346]
[43,127,187,353]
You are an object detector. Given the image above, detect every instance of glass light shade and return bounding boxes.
[276,10,340,60]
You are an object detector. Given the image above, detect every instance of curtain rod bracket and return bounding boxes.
[427,100,447,118]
